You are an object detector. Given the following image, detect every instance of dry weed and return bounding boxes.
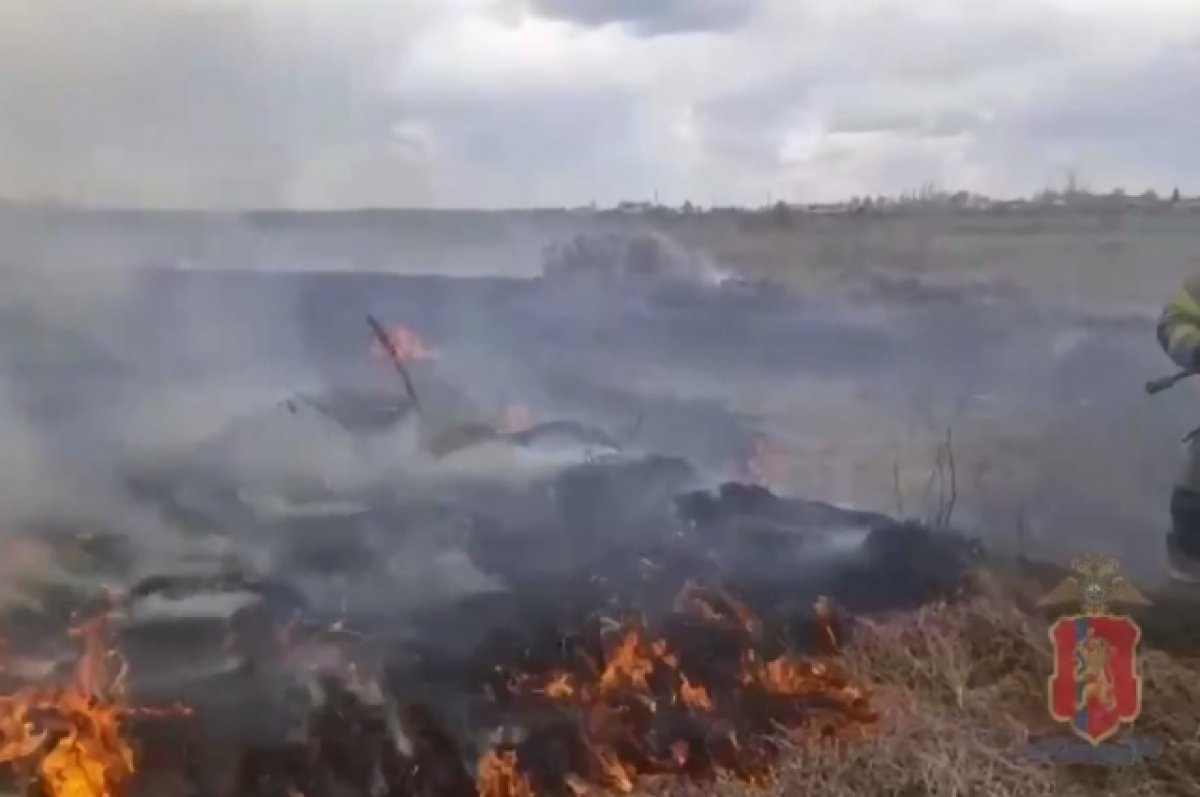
[653,567,1200,796]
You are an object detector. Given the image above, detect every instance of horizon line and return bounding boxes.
[1,187,1194,215]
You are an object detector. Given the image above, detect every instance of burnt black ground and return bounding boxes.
[3,264,1167,495]
[0,239,1180,794]
[120,474,976,796]
[0,440,979,796]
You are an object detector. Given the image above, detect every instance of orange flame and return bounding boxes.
[370,323,438,363]
[481,592,876,795]
[678,675,713,711]
[0,615,188,797]
[478,749,534,797]
[0,616,134,797]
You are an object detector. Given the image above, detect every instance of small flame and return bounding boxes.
[0,617,134,797]
[678,675,713,711]
[370,323,438,363]
[598,630,655,693]
[478,749,534,797]
[0,614,188,797]
[480,590,877,795]
[594,749,635,793]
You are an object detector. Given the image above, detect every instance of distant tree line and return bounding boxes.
[592,179,1196,225]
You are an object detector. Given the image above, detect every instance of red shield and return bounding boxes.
[1047,614,1143,745]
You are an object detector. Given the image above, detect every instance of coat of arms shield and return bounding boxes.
[1047,614,1143,746]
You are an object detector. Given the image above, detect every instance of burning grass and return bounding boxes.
[6,552,1200,796]
[0,617,135,797]
[477,586,873,796]
[370,322,439,363]
[750,567,1200,797]
[0,578,880,797]
[0,614,170,797]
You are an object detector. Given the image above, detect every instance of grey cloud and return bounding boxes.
[695,68,829,170]
[529,0,758,36]
[687,2,1065,178]
[824,1,1067,83]
[1014,45,1199,146]
[828,105,987,138]
[694,78,984,192]
[684,4,1192,198]
[0,0,1197,208]
[394,85,660,206]
[971,40,1200,192]
[0,0,427,208]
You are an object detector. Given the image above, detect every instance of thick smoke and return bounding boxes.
[0,221,680,622]
[0,206,1190,632]
[1,205,1191,797]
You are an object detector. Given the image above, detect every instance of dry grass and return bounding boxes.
[655,565,1200,797]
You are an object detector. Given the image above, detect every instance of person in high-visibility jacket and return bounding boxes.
[1157,272,1200,579]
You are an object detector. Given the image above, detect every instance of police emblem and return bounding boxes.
[1037,554,1151,746]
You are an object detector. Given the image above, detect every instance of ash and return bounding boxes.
[0,386,978,797]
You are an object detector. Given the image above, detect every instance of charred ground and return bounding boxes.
[0,446,980,796]
[0,216,1195,796]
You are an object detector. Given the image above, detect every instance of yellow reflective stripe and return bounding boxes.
[1161,282,1200,366]
[1169,324,1200,350]
[1169,286,1200,323]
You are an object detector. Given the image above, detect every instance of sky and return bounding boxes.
[2,0,1199,209]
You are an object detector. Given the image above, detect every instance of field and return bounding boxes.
[761,562,1200,797]
[0,203,1199,795]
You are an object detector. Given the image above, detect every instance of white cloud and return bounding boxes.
[1,0,1198,207]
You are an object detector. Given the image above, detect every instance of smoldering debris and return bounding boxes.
[0,386,979,795]
[0,258,988,795]
[367,314,424,414]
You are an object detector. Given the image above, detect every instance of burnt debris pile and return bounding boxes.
[0,394,979,797]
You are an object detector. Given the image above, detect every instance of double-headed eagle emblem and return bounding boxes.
[1038,553,1151,746]
[1036,553,1152,615]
